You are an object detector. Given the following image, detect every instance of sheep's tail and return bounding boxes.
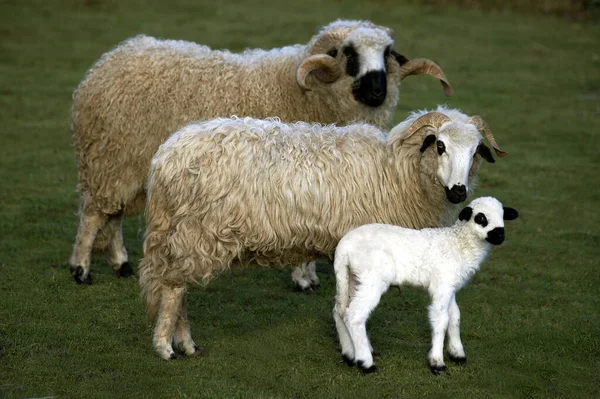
[333,248,352,315]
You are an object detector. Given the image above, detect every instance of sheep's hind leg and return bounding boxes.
[446,294,466,364]
[153,285,186,360]
[333,306,355,367]
[291,261,319,293]
[106,213,133,278]
[427,293,452,374]
[173,291,205,357]
[69,199,108,284]
[345,279,387,373]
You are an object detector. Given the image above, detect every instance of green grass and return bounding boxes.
[1,0,599,397]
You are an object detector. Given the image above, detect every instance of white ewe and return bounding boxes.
[139,108,506,360]
[333,196,519,374]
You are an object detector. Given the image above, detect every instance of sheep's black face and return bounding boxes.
[486,227,505,245]
[343,44,388,108]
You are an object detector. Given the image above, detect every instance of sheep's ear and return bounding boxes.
[419,134,436,153]
[503,207,519,221]
[477,143,495,163]
[459,206,473,222]
[296,55,342,91]
[390,50,409,66]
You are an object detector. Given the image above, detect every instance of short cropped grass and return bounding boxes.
[1,0,599,398]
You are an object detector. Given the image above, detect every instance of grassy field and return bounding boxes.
[1,0,599,397]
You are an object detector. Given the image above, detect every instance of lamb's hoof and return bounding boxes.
[357,361,377,374]
[71,266,92,285]
[117,262,134,278]
[341,354,355,367]
[430,364,447,375]
[448,354,467,364]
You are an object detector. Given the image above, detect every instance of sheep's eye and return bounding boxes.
[343,45,358,59]
[327,48,338,58]
[437,141,446,155]
[474,213,488,227]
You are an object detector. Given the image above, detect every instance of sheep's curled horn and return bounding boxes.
[402,112,507,157]
[398,59,454,97]
[467,116,507,157]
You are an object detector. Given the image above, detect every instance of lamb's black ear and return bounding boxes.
[477,143,495,163]
[420,134,436,153]
[503,207,519,220]
[390,50,408,66]
[459,206,473,221]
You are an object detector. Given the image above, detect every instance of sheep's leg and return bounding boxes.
[427,292,453,374]
[291,261,319,293]
[106,214,133,278]
[173,291,205,357]
[69,200,108,284]
[333,306,355,367]
[345,279,387,373]
[446,294,466,363]
[153,285,186,360]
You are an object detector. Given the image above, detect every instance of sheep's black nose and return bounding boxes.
[486,227,505,245]
[353,70,387,107]
[445,184,467,204]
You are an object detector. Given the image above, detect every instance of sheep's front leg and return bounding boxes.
[427,291,453,374]
[291,261,319,293]
[153,285,186,360]
[446,294,466,363]
[345,279,387,373]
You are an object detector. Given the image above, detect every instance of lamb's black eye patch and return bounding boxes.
[343,45,360,77]
[474,213,488,227]
[327,48,338,58]
[437,140,446,155]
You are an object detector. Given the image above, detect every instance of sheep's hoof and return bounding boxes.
[168,352,178,360]
[357,361,377,374]
[117,262,134,278]
[341,354,355,367]
[190,345,206,357]
[297,285,315,295]
[448,354,467,364]
[429,364,447,375]
[71,266,92,285]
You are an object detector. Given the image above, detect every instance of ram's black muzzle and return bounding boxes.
[352,70,387,107]
[445,184,467,204]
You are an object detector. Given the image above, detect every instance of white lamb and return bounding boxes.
[333,196,519,374]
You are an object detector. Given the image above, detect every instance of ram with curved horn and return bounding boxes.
[69,19,454,289]
[139,106,505,360]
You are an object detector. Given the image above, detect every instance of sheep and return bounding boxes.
[138,107,507,360]
[332,197,519,374]
[69,19,453,285]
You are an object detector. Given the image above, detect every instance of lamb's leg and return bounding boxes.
[153,285,186,360]
[427,292,453,374]
[173,291,205,357]
[446,294,466,363]
[69,199,108,284]
[345,279,387,373]
[333,306,355,367]
[291,261,319,293]
[106,214,133,278]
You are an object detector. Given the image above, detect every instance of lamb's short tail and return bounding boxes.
[333,248,352,315]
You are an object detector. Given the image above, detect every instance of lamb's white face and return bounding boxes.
[458,197,519,245]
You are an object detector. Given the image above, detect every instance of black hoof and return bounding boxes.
[448,354,467,364]
[430,364,447,375]
[71,266,92,285]
[300,286,315,295]
[341,354,355,367]
[357,361,377,374]
[191,345,206,357]
[118,262,134,278]
[168,352,177,360]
